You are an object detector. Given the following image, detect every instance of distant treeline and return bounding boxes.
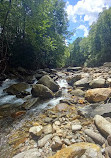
[66,7,111,67]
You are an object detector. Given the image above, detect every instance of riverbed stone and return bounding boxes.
[67,67,82,72]
[71,89,85,97]
[72,124,82,132]
[51,136,62,150]
[29,125,43,136]
[43,124,53,134]
[53,103,69,112]
[55,90,62,97]
[74,78,89,87]
[31,84,54,99]
[13,148,40,158]
[106,78,111,87]
[22,98,39,109]
[49,142,103,158]
[38,134,53,147]
[38,75,59,92]
[85,88,111,103]
[89,77,105,88]
[94,115,111,136]
[66,74,81,86]
[84,129,106,145]
[78,103,111,117]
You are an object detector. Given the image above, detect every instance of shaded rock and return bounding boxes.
[31,84,54,99]
[67,67,82,72]
[11,111,26,118]
[78,103,111,117]
[71,89,85,97]
[74,78,89,87]
[4,82,30,97]
[38,134,53,147]
[38,75,59,92]
[44,117,53,123]
[106,78,111,87]
[105,146,111,158]
[54,121,61,126]
[29,126,43,136]
[84,129,106,145]
[89,78,105,88]
[35,73,44,80]
[63,139,71,146]
[43,124,53,134]
[72,124,82,132]
[50,69,57,74]
[49,142,103,158]
[85,88,111,103]
[103,62,111,67]
[55,90,62,97]
[53,103,69,112]
[92,103,111,117]
[51,136,62,150]
[22,98,39,110]
[24,75,35,84]
[77,104,98,118]
[107,135,111,146]
[13,148,40,158]
[94,115,111,136]
[60,99,72,105]
[66,74,81,86]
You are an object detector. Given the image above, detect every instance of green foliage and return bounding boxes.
[0,0,69,69]
[66,7,111,67]
[84,7,111,66]
[67,37,86,66]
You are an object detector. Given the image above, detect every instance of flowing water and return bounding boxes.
[0,73,69,158]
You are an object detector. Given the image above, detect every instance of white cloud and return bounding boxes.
[66,0,111,25]
[78,25,89,37]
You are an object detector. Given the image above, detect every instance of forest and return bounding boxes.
[0,0,111,70]
[1,1,111,158]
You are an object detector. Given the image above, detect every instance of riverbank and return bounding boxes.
[1,63,111,158]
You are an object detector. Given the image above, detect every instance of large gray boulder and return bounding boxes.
[78,103,111,118]
[74,78,89,87]
[31,84,54,99]
[89,77,105,88]
[38,75,59,92]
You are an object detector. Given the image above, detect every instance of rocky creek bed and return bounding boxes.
[1,63,111,158]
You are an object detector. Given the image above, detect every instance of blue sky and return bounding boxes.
[64,0,111,43]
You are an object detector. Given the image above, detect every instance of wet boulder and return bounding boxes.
[31,84,54,99]
[4,82,30,97]
[38,75,59,92]
[22,98,39,110]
